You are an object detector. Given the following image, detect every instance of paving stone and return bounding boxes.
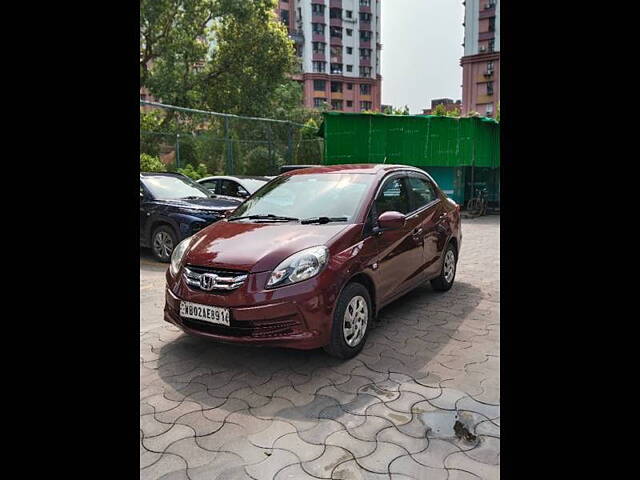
[225,410,272,436]
[273,432,325,462]
[385,391,430,414]
[325,428,377,458]
[411,438,461,469]
[302,445,355,478]
[165,436,218,470]
[445,450,500,478]
[365,402,413,427]
[456,395,500,420]
[196,422,247,451]
[274,462,322,480]
[463,435,500,466]
[155,399,204,424]
[244,449,299,480]
[140,452,189,480]
[427,387,469,411]
[377,425,429,454]
[318,404,368,429]
[348,415,395,442]
[142,423,195,453]
[354,440,407,473]
[188,452,247,480]
[389,454,449,480]
[247,420,297,449]
[332,460,390,480]
[297,418,345,445]
[140,412,174,438]
[339,393,382,416]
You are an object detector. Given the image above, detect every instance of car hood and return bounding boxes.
[184,220,352,273]
[156,197,240,210]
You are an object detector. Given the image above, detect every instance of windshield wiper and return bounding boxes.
[300,216,348,225]
[228,214,299,222]
[180,196,204,200]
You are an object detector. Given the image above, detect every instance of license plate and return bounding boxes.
[179,301,230,326]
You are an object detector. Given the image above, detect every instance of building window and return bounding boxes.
[360,48,372,58]
[331,100,343,110]
[346,65,353,72]
[331,82,343,93]
[312,23,325,35]
[280,10,289,24]
[346,10,353,18]
[313,42,326,54]
[347,83,353,90]
[312,61,326,73]
[488,39,495,52]
[311,4,325,15]
[330,8,342,19]
[360,30,372,42]
[346,28,353,36]
[346,47,353,54]
[330,63,343,74]
[330,26,343,38]
[485,103,494,116]
[347,100,353,107]
[360,84,371,95]
[487,61,494,73]
[314,98,327,108]
[488,17,495,32]
[359,12,372,22]
[360,101,372,111]
[330,45,342,57]
[314,80,326,91]
[486,81,494,96]
[360,0,371,6]
[359,66,372,77]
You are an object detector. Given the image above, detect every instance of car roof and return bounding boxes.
[140,172,185,178]
[197,175,272,182]
[281,164,427,176]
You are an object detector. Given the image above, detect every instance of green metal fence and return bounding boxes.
[140,100,324,176]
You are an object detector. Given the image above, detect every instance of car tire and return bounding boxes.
[151,225,177,263]
[431,242,458,292]
[324,282,372,359]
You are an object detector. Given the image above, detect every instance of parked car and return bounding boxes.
[140,172,240,262]
[164,164,462,359]
[197,175,273,202]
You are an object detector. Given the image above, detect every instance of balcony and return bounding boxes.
[313,52,326,61]
[330,0,342,7]
[479,31,495,41]
[360,57,371,67]
[312,31,326,42]
[360,39,371,48]
[330,18,343,27]
[330,37,343,46]
[360,21,371,31]
[312,13,325,22]
[359,5,372,14]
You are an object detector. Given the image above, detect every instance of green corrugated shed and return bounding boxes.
[319,112,500,168]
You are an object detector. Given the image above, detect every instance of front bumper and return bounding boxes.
[164,269,337,350]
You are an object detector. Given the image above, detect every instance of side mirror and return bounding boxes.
[140,191,144,199]
[238,191,249,198]
[375,211,406,232]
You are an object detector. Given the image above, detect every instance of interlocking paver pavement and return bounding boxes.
[140,216,500,479]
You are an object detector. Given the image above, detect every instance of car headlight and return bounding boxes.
[266,246,329,288]
[170,237,193,277]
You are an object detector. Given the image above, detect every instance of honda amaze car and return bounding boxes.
[140,172,240,262]
[164,164,462,359]
[197,175,273,202]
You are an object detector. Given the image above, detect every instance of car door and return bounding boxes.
[219,179,243,200]
[199,179,219,194]
[371,174,425,304]
[140,182,151,246]
[405,173,445,279]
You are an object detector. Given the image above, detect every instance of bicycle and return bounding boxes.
[466,186,488,217]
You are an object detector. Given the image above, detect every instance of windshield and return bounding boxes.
[142,175,212,200]
[240,179,270,193]
[229,173,374,222]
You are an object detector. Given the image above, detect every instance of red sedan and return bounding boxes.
[164,164,462,359]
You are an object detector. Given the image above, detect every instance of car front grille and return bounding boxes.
[182,316,301,338]
[183,265,248,291]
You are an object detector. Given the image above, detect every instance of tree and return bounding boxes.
[432,104,461,117]
[495,103,500,122]
[141,0,296,120]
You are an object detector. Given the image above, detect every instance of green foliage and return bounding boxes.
[432,104,461,117]
[140,153,167,172]
[293,118,322,165]
[141,0,296,119]
[176,162,209,179]
[495,103,500,122]
[383,105,410,115]
[241,146,282,176]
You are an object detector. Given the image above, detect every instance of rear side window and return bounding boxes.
[221,180,242,197]
[375,177,411,215]
[406,176,437,211]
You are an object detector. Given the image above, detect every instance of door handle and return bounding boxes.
[412,227,423,236]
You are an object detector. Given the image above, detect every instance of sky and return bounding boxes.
[381,0,465,114]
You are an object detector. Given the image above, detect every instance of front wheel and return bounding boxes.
[431,243,458,292]
[151,225,177,263]
[324,282,372,359]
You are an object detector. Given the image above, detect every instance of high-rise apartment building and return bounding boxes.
[460,0,500,117]
[276,0,382,112]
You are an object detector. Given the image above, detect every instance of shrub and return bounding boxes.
[140,153,166,172]
[177,163,209,180]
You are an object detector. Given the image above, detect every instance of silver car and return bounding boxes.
[196,175,273,202]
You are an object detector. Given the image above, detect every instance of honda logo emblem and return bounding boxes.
[199,273,218,291]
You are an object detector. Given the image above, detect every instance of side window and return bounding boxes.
[221,180,240,197]
[237,185,250,197]
[374,177,410,215]
[406,176,438,211]
[200,180,216,190]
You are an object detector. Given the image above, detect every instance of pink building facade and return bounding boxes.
[460,0,500,117]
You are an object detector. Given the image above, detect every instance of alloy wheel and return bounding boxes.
[153,231,174,260]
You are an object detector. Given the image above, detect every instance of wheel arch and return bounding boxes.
[343,272,378,318]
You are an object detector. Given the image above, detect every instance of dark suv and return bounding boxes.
[140,172,240,262]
